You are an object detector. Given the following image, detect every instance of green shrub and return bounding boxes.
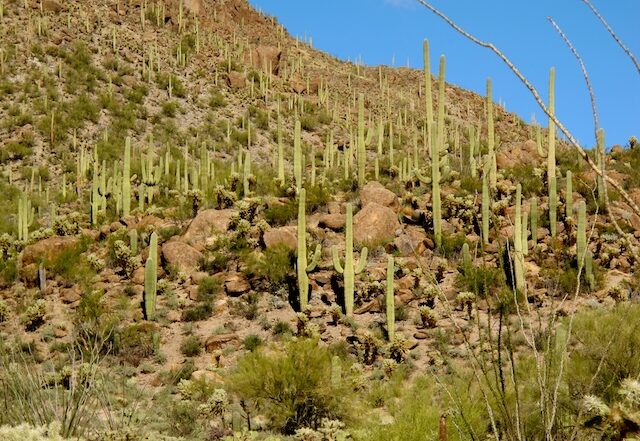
[197,276,222,302]
[209,90,227,108]
[117,322,157,366]
[243,334,263,352]
[567,304,640,403]
[264,200,297,227]
[244,245,293,285]
[455,263,505,299]
[181,303,212,322]
[228,338,354,434]
[180,335,202,357]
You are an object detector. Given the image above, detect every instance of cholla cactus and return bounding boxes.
[387,335,411,363]
[419,306,438,328]
[22,299,46,331]
[198,388,229,418]
[0,299,9,322]
[456,292,476,318]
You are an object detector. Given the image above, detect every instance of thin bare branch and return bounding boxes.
[413,0,640,249]
[580,0,640,74]
[547,17,599,133]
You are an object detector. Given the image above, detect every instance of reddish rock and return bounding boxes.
[182,209,235,250]
[162,240,203,274]
[204,333,238,352]
[20,236,79,268]
[60,286,81,304]
[360,181,399,210]
[496,139,541,168]
[225,273,250,296]
[353,203,400,245]
[246,45,282,75]
[227,71,246,89]
[318,214,345,230]
[263,226,297,251]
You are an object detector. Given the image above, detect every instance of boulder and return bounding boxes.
[360,181,399,210]
[182,209,235,250]
[227,71,246,89]
[318,213,345,230]
[225,273,250,296]
[263,226,297,251]
[204,333,238,352]
[496,140,541,169]
[20,236,79,268]
[162,240,203,274]
[246,46,282,75]
[353,203,400,245]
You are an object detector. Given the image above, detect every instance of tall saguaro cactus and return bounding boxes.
[123,137,132,217]
[548,68,557,238]
[423,40,433,157]
[386,255,395,341]
[297,189,321,310]
[332,203,368,316]
[486,78,497,188]
[577,200,587,272]
[357,93,366,187]
[513,184,525,293]
[144,232,158,320]
[432,55,446,249]
[565,171,573,220]
[294,119,302,193]
[482,158,490,244]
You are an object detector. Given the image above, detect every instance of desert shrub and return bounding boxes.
[209,90,227,108]
[356,375,486,441]
[455,263,505,298]
[567,304,640,403]
[244,245,293,285]
[180,335,202,357]
[243,334,263,352]
[0,423,67,440]
[264,200,297,226]
[117,323,158,366]
[272,320,293,337]
[228,338,354,434]
[181,303,213,322]
[0,299,9,322]
[197,276,222,302]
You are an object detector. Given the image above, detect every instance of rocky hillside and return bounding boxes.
[1,0,640,440]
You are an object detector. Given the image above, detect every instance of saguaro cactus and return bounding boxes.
[530,196,538,246]
[144,231,158,321]
[577,200,586,272]
[357,93,366,187]
[423,40,433,158]
[482,158,490,244]
[486,78,497,188]
[386,255,395,341]
[548,68,557,238]
[432,55,446,249]
[297,189,321,310]
[294,119,302,193]
[332,203,368,316]
[565,171,573,220]
[123,137,131,217]
[596,128,606,206]
[513,184,525,293]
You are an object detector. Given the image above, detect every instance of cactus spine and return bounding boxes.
[514,184,525,293]
[144,232,158,320]
[577,200,586,272]
[386,255,395,341]
[297,189,321,310]
[432,55,445,250]
[331,203,368,316]
[548,68,557,238]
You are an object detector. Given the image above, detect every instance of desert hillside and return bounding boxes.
[0,1,639,440]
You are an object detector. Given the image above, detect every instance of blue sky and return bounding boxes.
[247,0,639,149]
